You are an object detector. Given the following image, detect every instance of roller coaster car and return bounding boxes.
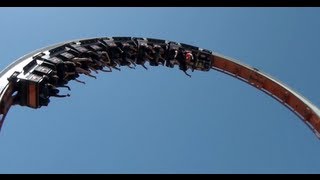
[68,43,90,54]
[87,44,104,52]
[79,38,100,45]
[112,37,133,43]
[40,57,64,72]
[194,49,212,71]
[49,45,69,57]
[135,38,148,46]
[33,54,62,72]
[167,41,181,56]
[79,39,106,52]
[136,39,152,58]
[38,61,56,71]
[100,40,124,60]
[32,65,54,77]
[146,38,166,45]
[7,71,20,83]
[164,42,181,68]
[114,40,137,51]
[17,73,46,108]
[132,37,145,45]
[57,51,76,61]
[180,43,199,52]
[23,59,38,73]
[150,41,167,54]
[32,53,46,60]
[101,39,117,47]
[43,57,64,66]
[40,57,68,80]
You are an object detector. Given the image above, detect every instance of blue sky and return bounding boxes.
[0,7,320,174]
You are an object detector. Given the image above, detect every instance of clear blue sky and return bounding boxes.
[0,7,320,174]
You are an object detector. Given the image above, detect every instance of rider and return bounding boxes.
[136,41,152,70]
[176,48,191,78]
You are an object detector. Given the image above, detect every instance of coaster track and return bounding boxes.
[0,36,319,138]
